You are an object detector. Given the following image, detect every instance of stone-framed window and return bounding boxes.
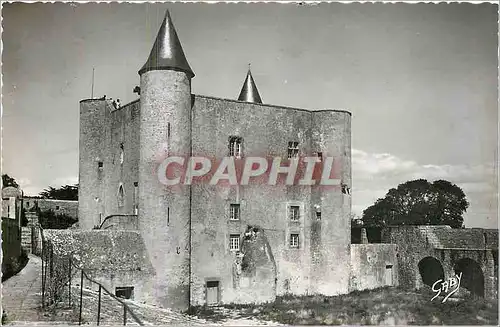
[289,205,300,221]
[229,234,240,251]
[98,161,104,169]
[290,233,300,248]
[316,211,322,220]
[287,141,299,159]
[229,204,240,221]
[228,136,243,158]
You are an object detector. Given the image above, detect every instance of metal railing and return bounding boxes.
[98,214,138,230]
[39,226,143,325]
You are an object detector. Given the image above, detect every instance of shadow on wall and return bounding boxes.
[232,225,277,304]
[454,258,484,298]
[418,256,445,287]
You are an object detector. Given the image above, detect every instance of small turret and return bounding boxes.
[237,65,263,104]
[139,10,194,78]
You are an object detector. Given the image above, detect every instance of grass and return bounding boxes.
[187,286,499,325]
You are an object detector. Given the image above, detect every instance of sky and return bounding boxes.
[2,2,498,228]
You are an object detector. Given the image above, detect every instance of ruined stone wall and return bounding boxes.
[350,244,398,291]
[382,226,435,289]
[190,95,351,305]
[79,99,140,230]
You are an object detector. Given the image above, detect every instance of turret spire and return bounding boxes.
[237,66,262,104]
[139,10,194,78]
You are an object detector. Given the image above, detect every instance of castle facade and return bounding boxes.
[78,11,352,310]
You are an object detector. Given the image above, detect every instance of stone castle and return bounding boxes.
[73,10,497,312]
[78,11,351,310]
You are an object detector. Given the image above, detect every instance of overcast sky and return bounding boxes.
[2,2,497,228]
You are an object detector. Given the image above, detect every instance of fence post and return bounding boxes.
[49,244,54,304]
[79,270,83,325]
[68,256,72,307]
[41,245,45,309]
[123,304,127,325]
[97,285,101,325]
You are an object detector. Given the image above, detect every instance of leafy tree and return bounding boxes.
[362,179,468,229]
[39,184,78,201]
[2,174,19,188]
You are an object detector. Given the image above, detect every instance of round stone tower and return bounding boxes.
[138,10,194,311]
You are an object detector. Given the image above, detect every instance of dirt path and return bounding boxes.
[1,255,47,323]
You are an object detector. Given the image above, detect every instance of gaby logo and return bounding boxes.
[156,156,342,186]
[431,272,462,303]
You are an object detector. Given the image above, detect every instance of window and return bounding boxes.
[290,234,300,248]
[287,141,299,159]
[289,205,300,221]
[120,143,124,165]
[229,204,240,221]
[229,234,240,251]
[8,197,15,219]
[55,206,60,210]
[133,182,138,215]
[26,202,29,207]
[98,161,103,168]
[115,287,134,300]
[317,152,323,161]
[228,136,243,158]
[167,122,171,139]
[316,211,321,220]
[118,184,125,207]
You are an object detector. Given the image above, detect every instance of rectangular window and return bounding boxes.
[133,182,138,214]
[98,161,103,168]
[55,206,60,210]
[228,136,243,158]
[290,234,300,248]
[8,197,15,219]
[229,204,240,221]
[289,205,300,221]
[317,152,323,161]
[229,234,240,251]
[115,287,134,300]
[316,211,322,220]
[287,141,299,159]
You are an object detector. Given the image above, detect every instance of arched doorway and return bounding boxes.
[454,258,484,297]
[418,257,445,287]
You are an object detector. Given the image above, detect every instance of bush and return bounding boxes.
[38,209,77,229]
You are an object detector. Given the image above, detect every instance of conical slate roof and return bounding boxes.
[237,68,262,104]
[139,10,194,78]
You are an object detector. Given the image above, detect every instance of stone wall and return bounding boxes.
[382,226,498,300]
[1,217,22,275]
[350,244,398,291]
[43,229,155,304]
[190,95,351,305]
[24,199,78,220]
[79,99,140,230]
